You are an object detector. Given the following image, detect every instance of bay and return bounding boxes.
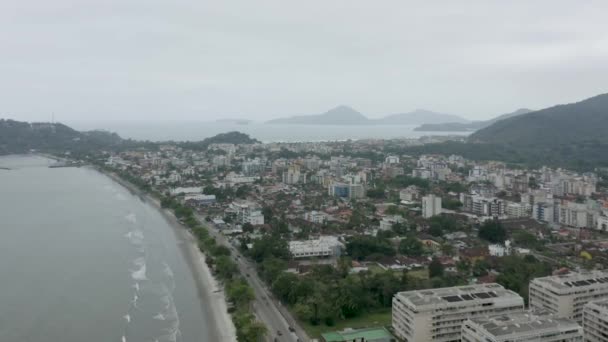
[0,155,215,342]
[67,121,469,142]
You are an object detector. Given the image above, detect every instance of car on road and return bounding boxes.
[288,326,295,332]
[277,330,282,336]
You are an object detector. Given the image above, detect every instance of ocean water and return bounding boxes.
[0,155,216,342]
[68,121,469,142]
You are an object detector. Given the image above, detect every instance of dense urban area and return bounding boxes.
[59,131,608,342]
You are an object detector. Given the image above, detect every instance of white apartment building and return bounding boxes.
[386,155,400,164]
[282,164,306,185]
[422,194,442,218]
[505,202,531,218]
[227,201,265,226]
[289,236,343,259]
[303,210,328,224]
[170,186,202,196]
[400,186,421,202]
[533,201,556,223]
[392,283,524,342]
[461,194,505,217]
[558,200,599,229]
[225,172,257,186]
[462,312,583,342]
[529,271,608,323]
[583,299,608,342]
[379,215,405,231]
[212,155,231,167]
[597,214,608,232]
[242,158,265,175]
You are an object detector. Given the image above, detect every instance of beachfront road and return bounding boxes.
[195,214,310,342]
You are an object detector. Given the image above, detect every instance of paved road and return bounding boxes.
[196,214,310,342]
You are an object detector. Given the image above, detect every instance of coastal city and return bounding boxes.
[3,2,608,342]
[94,133,608,342]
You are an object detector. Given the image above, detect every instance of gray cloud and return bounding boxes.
[1,0,607,122]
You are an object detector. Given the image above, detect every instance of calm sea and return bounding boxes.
[0,155,215,342]
[68,121,469,142]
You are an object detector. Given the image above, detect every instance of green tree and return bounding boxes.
[345,236,395,261]
[478,219,507,243]
[215,255,238,280]
[272,273,299,303]
[227,279,255,308]
[429,257,444,278]
[249,235,291,262]
[399,235,424,257]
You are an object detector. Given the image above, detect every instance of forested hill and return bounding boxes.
[0,119,123,155]
[0,119,259,155]
[178,131,260,150]
[469,93,608,145]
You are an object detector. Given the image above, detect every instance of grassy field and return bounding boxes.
[300,309,392,339]
[408,268,429,279]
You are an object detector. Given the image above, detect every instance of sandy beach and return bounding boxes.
[103,169,237,342]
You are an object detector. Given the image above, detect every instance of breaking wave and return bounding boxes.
[131,257,147,281]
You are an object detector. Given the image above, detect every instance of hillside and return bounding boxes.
[178,131,260,150]
[470,94,608,145]
[266,106,369,125]
[0,119,259,155]
[0,119,122,155]
[414,108,531,132]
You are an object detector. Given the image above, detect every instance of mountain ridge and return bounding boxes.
[414,108,532,132]
[266,106,469,125]
[469,93,608,145]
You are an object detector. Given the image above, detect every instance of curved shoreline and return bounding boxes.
[101,169,237,342]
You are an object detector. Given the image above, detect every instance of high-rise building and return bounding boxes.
[392,283,524,342]
[583,299,608,342]
[529,271,608,323]
[462,312,583,342]
[422,194,442,218]
[282,164,306,184]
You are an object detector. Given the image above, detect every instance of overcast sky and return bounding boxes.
[1,1,607,122]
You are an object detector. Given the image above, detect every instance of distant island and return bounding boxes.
[414,108,532,132]
[215,118,252,125]
[265,105,469,126]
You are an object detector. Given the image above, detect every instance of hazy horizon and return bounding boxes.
[2,1,607,123]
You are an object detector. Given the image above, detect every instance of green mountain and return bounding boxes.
[414,108,531,132]
[0,119,123,155]
[178,131,260,150]
[0,119,259,155]
[470,93,608,145]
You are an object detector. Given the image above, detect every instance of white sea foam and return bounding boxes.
[131,258,147,281]
[132,282,140,292]
[153,313,166,321]
[124,314,131,323]
[122,336,127,342]
[162,262,174,279]
[131,293,139,309]
[125,213,137,224]
[125,230,144,245]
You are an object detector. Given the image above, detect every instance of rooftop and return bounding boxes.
[531,271,608,290]
[321,327,393,342]
[466,312,581,338]
[395,283,522,307]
